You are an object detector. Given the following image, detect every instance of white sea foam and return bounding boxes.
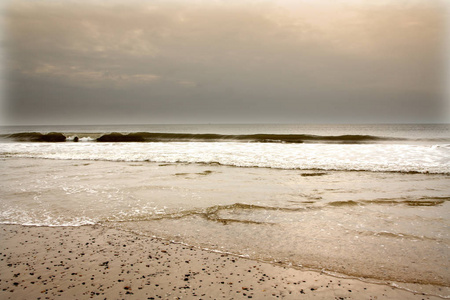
[66,136,95,142]
[0,142,449,173]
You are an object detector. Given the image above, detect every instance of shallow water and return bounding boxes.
[1,158,448,296]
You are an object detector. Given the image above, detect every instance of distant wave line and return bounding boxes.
[2,131,416,144]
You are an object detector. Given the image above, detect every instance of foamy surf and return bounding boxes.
[0,141,448,174]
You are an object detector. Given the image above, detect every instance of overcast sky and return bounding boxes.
[1,0,449,125]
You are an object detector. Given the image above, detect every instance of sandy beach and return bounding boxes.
[0,224,444,300]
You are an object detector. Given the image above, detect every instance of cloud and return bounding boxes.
[179,80,197,88]
[20,62,160,89]
[2,0,448,124]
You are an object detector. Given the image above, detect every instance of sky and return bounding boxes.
[0,0,449,125]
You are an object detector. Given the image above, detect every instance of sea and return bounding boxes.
[0,124,449,297]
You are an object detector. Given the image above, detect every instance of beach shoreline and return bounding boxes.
[0,224,446,299]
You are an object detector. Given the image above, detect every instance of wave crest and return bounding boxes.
[7,132,66,142]
[1,131,403,144]
[95,132,396,144]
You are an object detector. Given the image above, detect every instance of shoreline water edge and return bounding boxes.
[0,158,449,299]
[0,224,447,299]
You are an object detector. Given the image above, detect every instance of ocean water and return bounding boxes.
[0,124,449,296]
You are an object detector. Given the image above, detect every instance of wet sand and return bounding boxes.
[0,224,443,299]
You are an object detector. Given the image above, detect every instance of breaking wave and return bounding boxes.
[0,140,449,174]
[2,131,410,144]
[95,132,397,143]
[6,132,67,142]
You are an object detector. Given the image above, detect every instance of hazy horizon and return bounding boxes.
[1,0,449,126]
[1,121,450,127]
